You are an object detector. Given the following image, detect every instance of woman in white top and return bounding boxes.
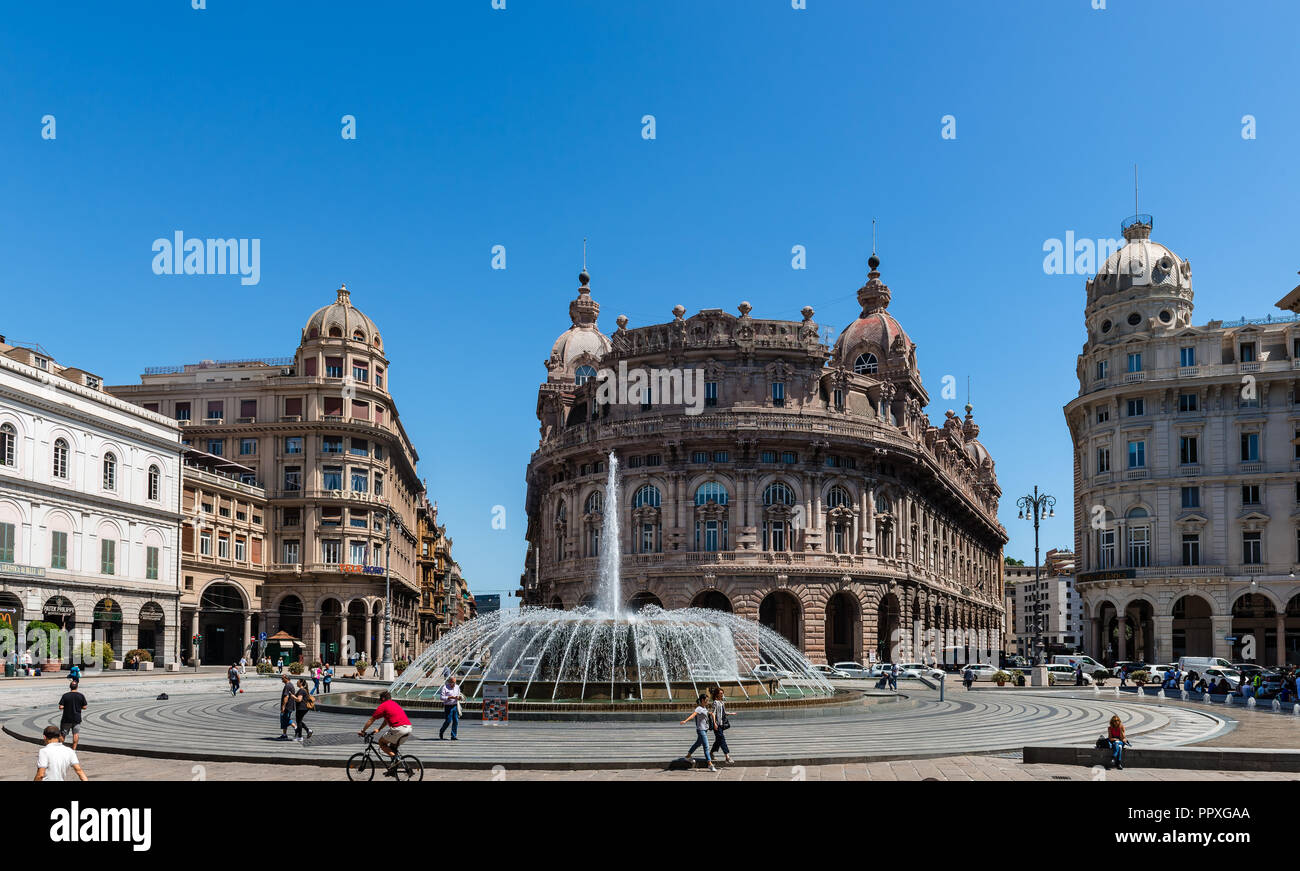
[679,693,718,771]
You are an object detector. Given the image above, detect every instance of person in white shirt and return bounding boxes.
[35,726,87,781]
[438,676,464,740]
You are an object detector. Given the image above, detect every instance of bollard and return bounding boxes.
[1293,704,1299,716]
[1247,697,1257,708]
[1181,690,1189,701]
[1273,698,1282,712]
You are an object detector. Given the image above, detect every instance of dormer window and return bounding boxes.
[353,330,366,342]
[1240,342,1257,363]
[853,353,878,375]
[575,365,597,386]
[33,356,48,370]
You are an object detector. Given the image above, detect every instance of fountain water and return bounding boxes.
[390,452,835,703]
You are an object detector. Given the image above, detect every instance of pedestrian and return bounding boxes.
[68,664,82,683]
[963,665,975,690]
[1074,663,1084,687]
[439,675,464,740]
[312,664,322,695]
[887,662,897,691]
[680,693,718,772]
[293,678,314,742]
[1118,665,1128,687]
[372,659,380,677]
[57,680,88,751]
[277,675,295,740]
[323,664,334,694]
[709,687,732,764]
[1105,714,1129,770]
[228,663,243,696]
[34,725,87,781]
[239,656,247,674]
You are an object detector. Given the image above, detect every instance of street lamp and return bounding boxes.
[1016,485,1055,666]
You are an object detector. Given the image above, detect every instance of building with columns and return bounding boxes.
[109,286,430,666]
[1066,214,1300,667]
[521,258,1008,665]
[0,337,183,665]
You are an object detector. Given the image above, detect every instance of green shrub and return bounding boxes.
[73,641,114,668]
[1093,669,1110,685]
[395,660,409,675]
[24,621,67,659]
[288,661,304,675]
[992,670,1011,684]
[1129,669,1150,684]
[256,662,274,674]
[125,649,153,663]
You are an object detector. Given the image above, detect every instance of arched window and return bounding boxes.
[584,491,603,514]
[825,486,851,509]
[853,353,878,375]
[633,485,661,509]
[824,485,855,554]
[328,326,343,338]
[0,423,14,467]
[875,494,891,514]
[353,329,366,342]
[583,491,603,557]
[103,453,117,490]
[694,481,729,506]
[575,365,597,386]
[554,501,568,562]
[148,465,161,501]
[763,482,795,506]
[52,438,69,479]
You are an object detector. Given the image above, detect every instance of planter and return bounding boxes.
[165,662,181,672]
[996,680,1006,687]
[43,661,61,672]
[108,660,123,670]
[140,661,154,671]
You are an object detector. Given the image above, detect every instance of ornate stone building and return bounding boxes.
[109,287,427,666]
[1066,215,1300,667]
[521,260,1008,664]
[417,496,474,645]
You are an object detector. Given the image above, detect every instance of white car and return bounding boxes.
[960,663,1003,682]
[811,664,853,679]
[899,663,945,680]
[1203,667,1242,689]
[832,661,871,678]
[1046,664,1093,685]
[753,663,793,680]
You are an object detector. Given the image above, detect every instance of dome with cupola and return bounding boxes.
[1085,215,1196,341]
[546,271,612,383]
[831,254,919,377]
[304,285,383,348]
[1089,215,1192,300]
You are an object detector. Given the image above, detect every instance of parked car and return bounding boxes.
[899,663,945,680]
[1000,655,1030,670]
[1258,672,1286,699]
[1050,654,1107,676]
[1203,667,1242,689]
[831,661,871,678]
[753,663,793,681]
[1111,661,1147,676]
[454,658,484,677]
[810,663,853,679]
[1232,663,1268,679]
[1149,664,1180,682]
[867,663,896,678]
[1046,664,1094,685]
[962,663,1003,682]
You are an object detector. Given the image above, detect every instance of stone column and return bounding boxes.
[862,482,875,554]
[242,611,252,662]
[341,614,350,665]
[1211,615,1233,660]
[365,613,374,662]
[1277,613,1288,667]
[1086,617,1100,659]
[1115,615,1128,662]
[1154,615,1173,665]
[310,611,320,665]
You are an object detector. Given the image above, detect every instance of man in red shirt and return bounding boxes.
[358,690,413,759]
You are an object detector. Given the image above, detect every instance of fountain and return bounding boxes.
[389,452,835,706]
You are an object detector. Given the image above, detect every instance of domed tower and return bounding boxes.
[1085,215,1194,344]
[545,270,612,384]
[298,284,390,395]
[830,254,929,427]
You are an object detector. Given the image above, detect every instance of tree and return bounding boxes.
[1005,557,1026,566]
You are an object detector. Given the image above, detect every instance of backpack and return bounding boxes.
[1095,736,1109,749]
[156,693,169,701]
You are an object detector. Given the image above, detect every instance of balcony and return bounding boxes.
[1177,366,1199,378]
[1240,462,1263,474]
[1124,469,1149,480]
[203,417,224,425]
[1239,362,1261,374]
[1123,372,1146,384]
[236,416,256,424]
[1179,465,1201,476]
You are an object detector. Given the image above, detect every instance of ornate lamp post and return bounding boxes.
[1017,486,1055,665]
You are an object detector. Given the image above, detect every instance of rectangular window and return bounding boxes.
[322,540,341,565]
[832,388,844,410]
[146,546,159,580]
[217,535,229,559]
[1096,360,1109,380]
[1128,527,1150,568]
[283,507,301,526]
[175,402,191,421]
[284,397,303,418]
[352,362,369,383]
[206,439,224,457]
[1180,347,1196,367]
[0,522,13,562]
[772,382,785,407]
[627,455,643,468]
[283,466,302,492]
[1127,353,1142,373]
[1098,529,1115,569]
[51,530,67,569]
[1127,398,1144,417]
[1178,393,1198,413]
[376,368,384,389]
[373,444,384,461]
[101,539,115,575]
[782,451,797,464]
[713,451,729,463]
[323,466,343,491]
[322,436,343,454]
[692,451,708,464]
[1097,407,1110,423]
[283,540,301,564]
[645,454,662,467]
[1181,486,1200,509]
[234,537,246,562]
[351,400,369,421]
[1294,430,1300,461]
[240,399,257,419]
[1179,436,1199,465]
[1242,484,1261,505]
[285,437,303,454]
[350,438,368,456]
[350,511,369,528]
[704,381,718,407]
[1097,447,1110,474]
[325,357,344,378]
[1241,342,1257,363]
[1243,531,1262,565]
[1241,432,1260,462]
[1182,534,1200,567]
[351,468,369,493]
[350,541,368,565]
[206,401,224,421]
[323,396,344,417]
[761,451,777,464]
[240,438,257,455]
[373,472,384,497]
[1127,440,1145,469]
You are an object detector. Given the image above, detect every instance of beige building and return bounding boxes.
[1066,214,1300,667]
[1005,549,1081,658]
[416,497,474,646]
[522,260,1008,665]
[109,286,426,666]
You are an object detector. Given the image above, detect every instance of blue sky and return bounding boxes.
[3,0,1298,596]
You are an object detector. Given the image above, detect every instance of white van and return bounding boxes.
[1051,654,1106,675]
[1178,656,1233,673]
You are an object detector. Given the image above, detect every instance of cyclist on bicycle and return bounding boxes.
[358,690,413,760]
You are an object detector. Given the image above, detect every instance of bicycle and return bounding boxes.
[347,731,424,781]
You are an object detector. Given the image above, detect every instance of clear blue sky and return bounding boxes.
[3,1,1298,596]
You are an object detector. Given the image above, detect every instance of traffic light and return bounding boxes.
[329,642,338,653]
[192,634,203,645]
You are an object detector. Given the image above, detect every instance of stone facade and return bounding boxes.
[108,286,429,666]
[0,339,183,666]
[1006,549,1082,657]
[1066,214,1300,667]
[416,497,474,646]
[522,260,1008,665]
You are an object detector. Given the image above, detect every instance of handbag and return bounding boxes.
[1095,736,1109,749]
[720,710,731,731]
[306,694,316,711]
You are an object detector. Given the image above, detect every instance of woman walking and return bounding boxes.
[228,662,242,697]
[709,687,732,764]
[312,664,322,695]
[680,693,718,772]
[293,678,314,742]
[1105,714,1129,770]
